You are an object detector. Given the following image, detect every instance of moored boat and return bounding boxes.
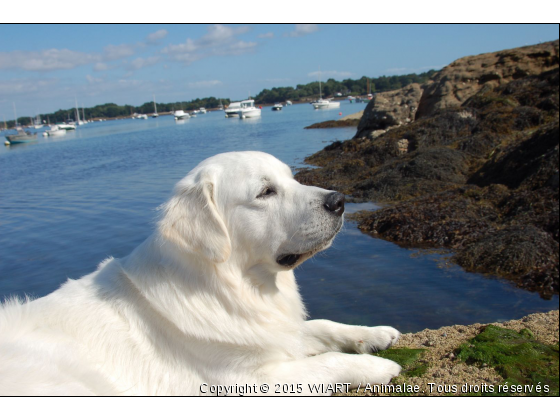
[311,67,340,109]
[237,99,261,119]
[272,103,283,111]
[5,126,38,145]
[225,102,241,118]
[174,110,190,120]
[43,125,67,137]
[312,98,340,109]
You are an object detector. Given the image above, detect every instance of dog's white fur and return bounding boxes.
[0,151,401,396]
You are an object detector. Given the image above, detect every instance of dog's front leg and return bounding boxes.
[302,319,400,356]
[259,352,401,395]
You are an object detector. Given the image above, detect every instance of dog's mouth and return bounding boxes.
[276,254,303,267]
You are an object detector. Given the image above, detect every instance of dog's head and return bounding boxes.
[158,151,344,271]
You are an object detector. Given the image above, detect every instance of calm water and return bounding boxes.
[1,103,557,332]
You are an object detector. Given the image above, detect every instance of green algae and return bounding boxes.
[376,347,428,378]
[456,325,559,396]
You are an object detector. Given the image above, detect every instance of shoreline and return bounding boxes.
[339,309,559,396]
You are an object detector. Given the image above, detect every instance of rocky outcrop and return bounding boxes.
[354,83,423,138]
[416,40,559,119]
[295,40,559,297]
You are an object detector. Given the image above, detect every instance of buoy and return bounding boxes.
[339,112,342,116]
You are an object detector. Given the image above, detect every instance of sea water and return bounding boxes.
[1,103,557,332]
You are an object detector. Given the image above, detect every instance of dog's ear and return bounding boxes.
[158,172,231,263]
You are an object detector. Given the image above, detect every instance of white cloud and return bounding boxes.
[86,74,103,84]
[103,44,136,61]
[286,24,319,37]
[307,70,353,79]
[0,49,100,72]
[258,32,274,39]
[146,29,168,44]
[162,24,255,64]
[0,77,58,95]
[94,62,109,72]
[128,56,161,70]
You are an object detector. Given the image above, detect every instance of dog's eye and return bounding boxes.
[257,186,276,199]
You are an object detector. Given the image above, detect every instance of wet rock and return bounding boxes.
[304,119,359,129]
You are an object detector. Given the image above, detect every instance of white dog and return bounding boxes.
[0,151,401,396]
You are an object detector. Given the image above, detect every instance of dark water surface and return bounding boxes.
[1,103,557,332]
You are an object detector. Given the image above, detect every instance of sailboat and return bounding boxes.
[152,95,159,118]
[311,67,340,109]
[33,114,43,129]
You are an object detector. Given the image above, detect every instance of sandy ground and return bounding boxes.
[340,110,363,121]
[343,309,559,396]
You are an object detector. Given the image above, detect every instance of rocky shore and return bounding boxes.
[338,310,559,396]
[296,40,559,298]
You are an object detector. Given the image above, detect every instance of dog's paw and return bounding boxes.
[356,354,402,385]
[372,356,402,384]
[355,326,401,353]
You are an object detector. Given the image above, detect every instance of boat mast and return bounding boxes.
[318,66,322,99]
[153,95,157,114]
[75,97,80,123]
[82,104,86,122]
[13,102,18,127]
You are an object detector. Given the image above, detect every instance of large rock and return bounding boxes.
[416,40,559,119]
[354,83,423,138]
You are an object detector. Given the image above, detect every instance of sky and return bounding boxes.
[0,24,558,119]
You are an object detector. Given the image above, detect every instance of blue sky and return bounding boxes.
[0,24,558,119]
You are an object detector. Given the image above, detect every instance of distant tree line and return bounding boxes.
[253,70,437,104]
[2,71,437,128]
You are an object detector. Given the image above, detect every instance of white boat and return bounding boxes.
[152,95,159,118]
[199,107,207,114]
[33,114,43,129]
[272,103,283,111]
[224,102,241,118]
[237,99,261,119]
[312,98,340,109]
[285,100,292,106]
[58,119,77,130]
[311,67,341,109]
[174,110,190,120]
[43,125,66,137]
[135,114,148,120]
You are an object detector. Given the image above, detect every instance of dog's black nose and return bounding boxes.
[324,192,345,217]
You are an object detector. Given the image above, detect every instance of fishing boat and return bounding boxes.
[224,102,241,118]
[5,126,38,145]
[237,99,261,119]
[311,68,340,109]
[272,103,283,111]
[58,119,77,130]
[43,125,66,137]
[174,110,190,120]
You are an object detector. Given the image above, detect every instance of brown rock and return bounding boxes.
[354,83,423,138]
[416,40,559,119]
